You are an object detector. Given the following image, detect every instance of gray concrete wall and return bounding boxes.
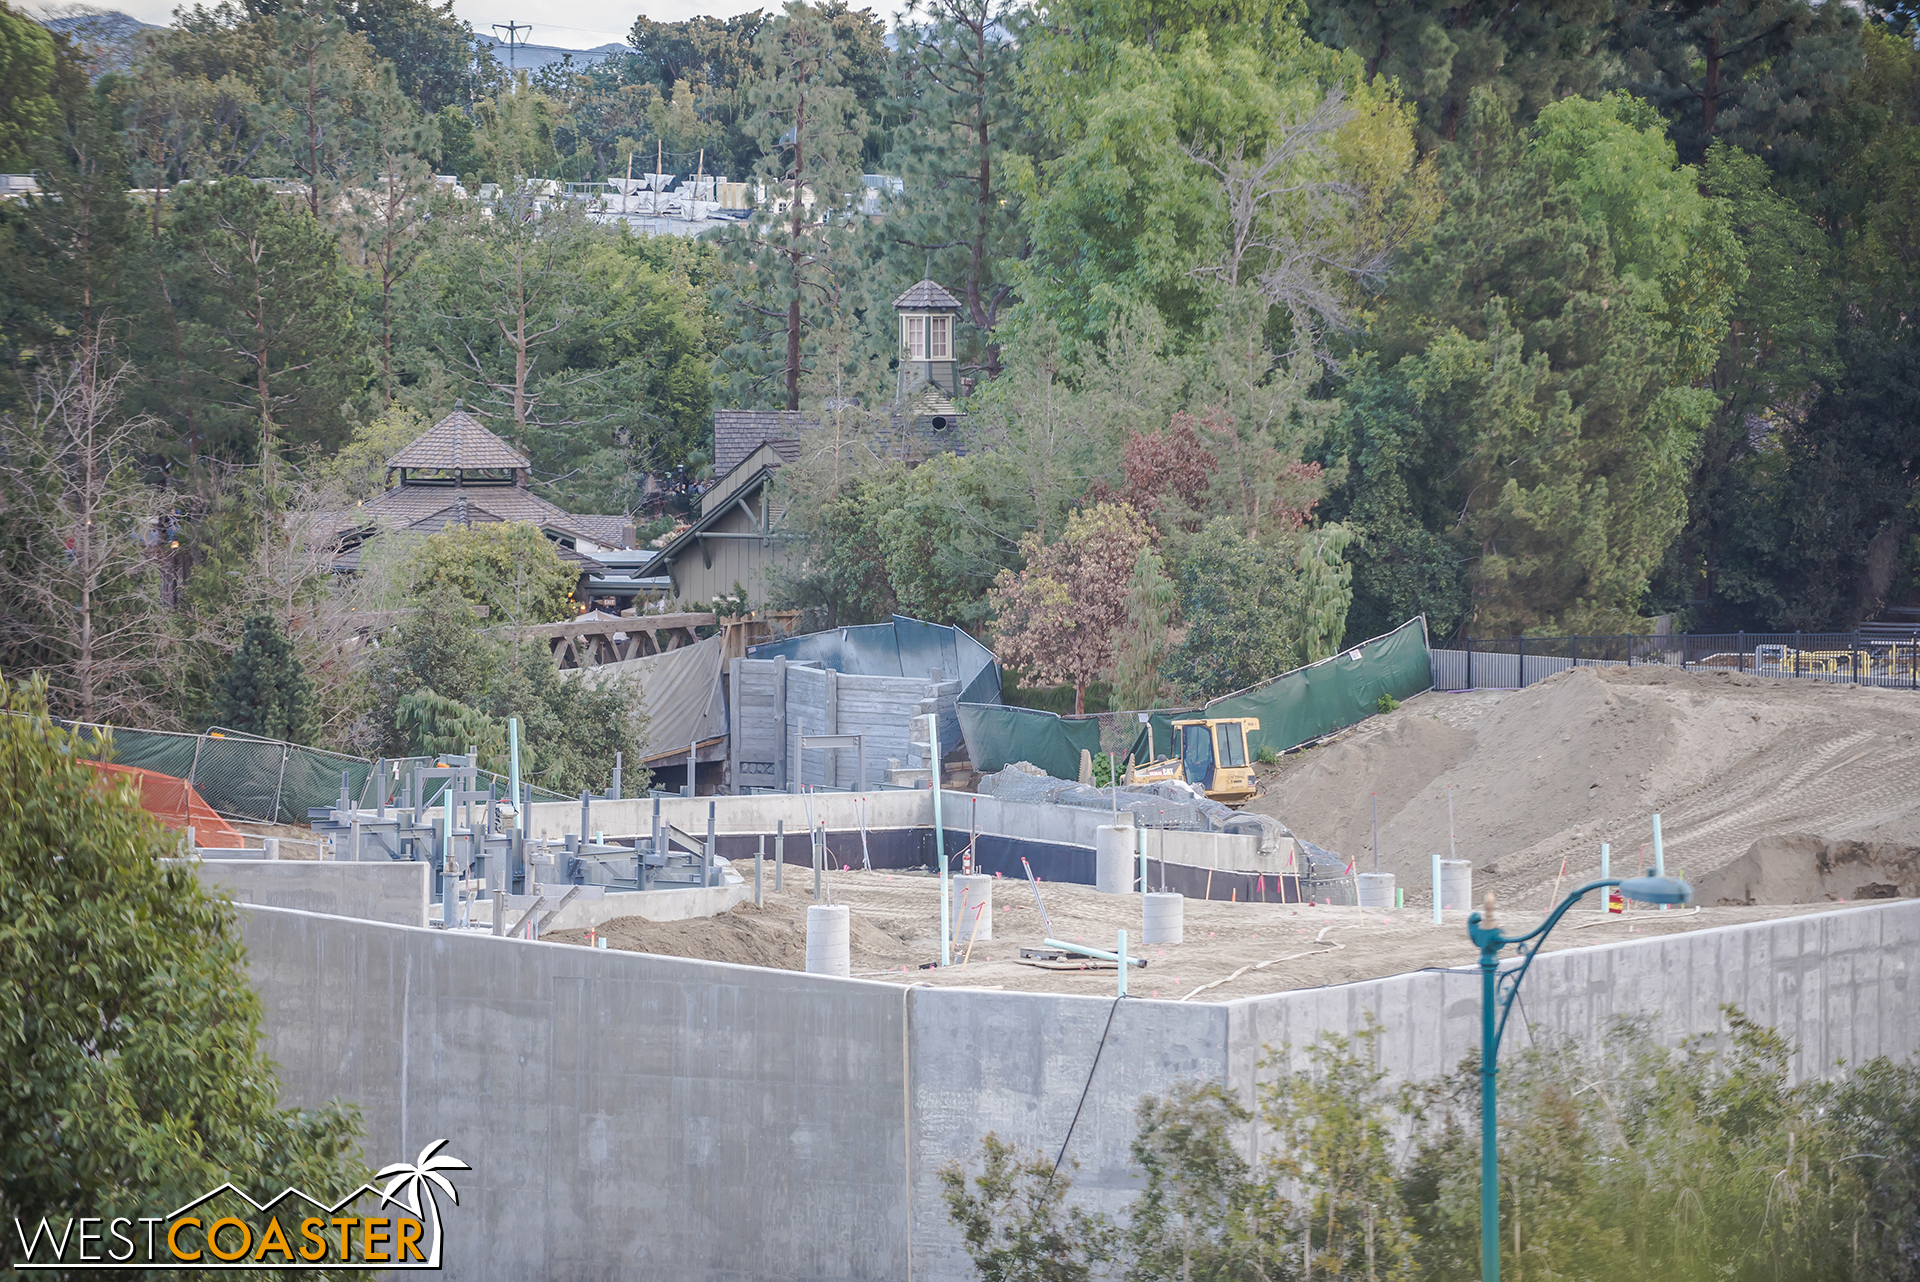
[241,898,1920,1281]
[182,858,428,927]
[523,790,1265,873]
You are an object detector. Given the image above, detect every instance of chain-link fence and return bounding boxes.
[1430,632,1920,692]
[51,720,569,825]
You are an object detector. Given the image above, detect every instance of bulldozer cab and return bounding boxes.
[1165,717,1260,806]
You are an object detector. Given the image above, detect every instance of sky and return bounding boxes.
[102,0,879,48]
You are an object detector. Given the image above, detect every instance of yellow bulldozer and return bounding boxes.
[1126,716,1263,807]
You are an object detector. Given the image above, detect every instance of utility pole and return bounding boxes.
[491,21,531,73]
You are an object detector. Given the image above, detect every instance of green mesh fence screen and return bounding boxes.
[58,721,569,824]
[1125,617,1434,765]
[958,617,1434,780]
[952,702,1106,781]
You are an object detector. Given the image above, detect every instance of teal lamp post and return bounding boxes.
[1466,872,1692,1282]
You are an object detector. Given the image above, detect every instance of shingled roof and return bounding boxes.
[386,409,531,472]
[359,480,601,542]
[713,409,815,478]
[893,279,963,311]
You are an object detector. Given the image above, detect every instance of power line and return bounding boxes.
[490,21,532,73]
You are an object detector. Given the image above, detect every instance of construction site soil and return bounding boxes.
[1248,665,1920,909]
[551,666,1916,999]
[550,874,1862,1001]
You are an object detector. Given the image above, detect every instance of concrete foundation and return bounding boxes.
[241,897,1920,1281]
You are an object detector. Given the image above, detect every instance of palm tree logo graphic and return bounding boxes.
[375,1139,472,1268]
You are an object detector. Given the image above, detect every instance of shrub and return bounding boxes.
[0,677,365,1251]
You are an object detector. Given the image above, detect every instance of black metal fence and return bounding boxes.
[1428,632,1920,692]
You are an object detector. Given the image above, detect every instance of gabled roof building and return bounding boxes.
[331,409,644,600]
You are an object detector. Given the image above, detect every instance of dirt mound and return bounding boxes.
[553,893,913,971]
[1697,834,1920,905]
[1247,665,1920,906]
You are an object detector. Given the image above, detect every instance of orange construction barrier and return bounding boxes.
[87,761,247,848]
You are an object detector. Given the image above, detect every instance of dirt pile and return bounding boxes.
[1247,666,1920,906]
[1698,834,1920,905]
[550,890,914,971]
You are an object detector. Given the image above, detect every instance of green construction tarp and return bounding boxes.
[1126,616,1433,764]
[957,616,1433,781]
[953,702,1105,781]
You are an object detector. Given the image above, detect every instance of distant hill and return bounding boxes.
[37,9,160,78]
[475,33,627,75]
[33,11,627,81]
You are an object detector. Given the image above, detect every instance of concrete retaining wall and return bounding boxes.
[469,880,752,931]
[525,790,1267,875]
[241,897,1920,1281]
[181,858,428,927]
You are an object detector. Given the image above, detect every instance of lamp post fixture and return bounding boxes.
[1466,872,1692,1282]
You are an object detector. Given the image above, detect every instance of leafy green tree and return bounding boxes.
[489,649,647,797]
[1615,0,1863,166]
[716,0,869,410]
[620,11,769,179]
[941,1135,1112,1281]
[1329,92,1733,635]
[412,522,578,625]
[0,678,365,1262]
[1162,516,1309,699]
[213,613,315,741]
[472,73,559,181]
[1013,0,1417,349]
[364,581,494,747]
[338,0,485,113]
[1656,142,1835,626]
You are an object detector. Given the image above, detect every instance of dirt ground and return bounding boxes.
[1244,665,1920,909]
[547,666,1919,997]
[548,868,1870,1003]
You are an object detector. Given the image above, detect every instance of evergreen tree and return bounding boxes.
[394,685,503,767]
[156,178,363,466]
[0,2,57,172]
[213,614,314,742]
[1306,0,1615,149]
[882,0,1031,377]
[262,4,380,224]
[716,0,870,410]
[1616,0,1862,166]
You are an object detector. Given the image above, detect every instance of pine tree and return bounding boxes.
[213,614,314,743]
[1306,0,1614,148]
[1616,0,1863,166]
[882,0,1031,377]
[716,1,869,410]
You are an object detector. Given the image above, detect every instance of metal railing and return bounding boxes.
[1429,632,1920,692]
